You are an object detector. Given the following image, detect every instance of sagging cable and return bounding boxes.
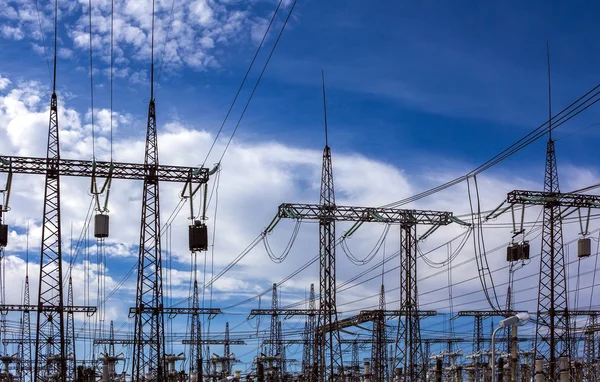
[579,207,592,237]
[263,220,301,263]
[341,224,390,266]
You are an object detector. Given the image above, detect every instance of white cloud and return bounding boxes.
[0,0,294,77]
[0,75,11,90]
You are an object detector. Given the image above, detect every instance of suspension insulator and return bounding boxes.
[94,214,109,238]
[506,243,518,262]
[189,220,208,252]
[0,224,7,247]
[578,238,591,258]
[518,241,530,260]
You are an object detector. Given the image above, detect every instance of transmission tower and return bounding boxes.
[65,277,76,380]
[269,284,279,360]
[278,320,286,380]
[371,284,388,382]
[34,12,70,377]
[393,224,426,381]
[271,76,452,381]
[108,321,115,357]
[18,243,32,382]
[536,132,569,379]
[224,322,231,376]
[188,280,203,380]
[584,314,598,381]
[301,284,316,379]
[315,77,344,382]
[130,1,167,375]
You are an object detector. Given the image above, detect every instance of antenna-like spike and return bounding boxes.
[547,42,552,141]
[322,70,328,147]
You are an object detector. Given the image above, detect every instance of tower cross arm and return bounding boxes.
[359,309,437,319]
[181,339,245,345]
[320,310,437,333]
[0,304,96,313]
[0,155,210,183]
[247,308,318,319]
[277,203,453,225]
[128,306,222,317]
[422,338,466,344]
[507,190,600,208]
[455,310,528,318]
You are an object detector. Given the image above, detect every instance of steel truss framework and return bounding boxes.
[277,146,451,382]
[507,140,600,382]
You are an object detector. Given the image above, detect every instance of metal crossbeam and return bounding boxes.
[278,203,452,225]
[247,309,318,319]
[359,309,437,318]
[0,305,96,314]
[3,339,70,345]
[181,339,246,345]
[456,310,527,318]
[422,338,466,344]
[507,190,600,208]
[322,310,436,333]
[263,339,395,345]
[94,339,156,345]
[128,306,222,317]
[0,156,210,183]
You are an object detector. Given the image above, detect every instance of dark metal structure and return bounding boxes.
[371,285,388,382]
[34,80,67,382]
[302,284,316,379]
[65,278,76,380]
[278,187,450,382]
[507,187,600,381]
[189,280,203,380]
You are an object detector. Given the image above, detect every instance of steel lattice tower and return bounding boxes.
[34,87,67,382]
[473,315,483,382]
[315,141,344,382]
[131,89,166,379]
[65,277,76,380]
[584,315,598,381]
[19,258,32,382]
[302,284,316,379]
[371,284,388,381]
[394,224,426,381]
[278,320,286,380]
[108,321,115,357]
[269,284,279,359]
[534,136,569,381]
[189,280,203,379]
[224,322,231,375]
[351,341,359,371]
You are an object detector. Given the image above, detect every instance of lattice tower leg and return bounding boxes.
[394,224,425,381]
[131,99,166,381]
[534,139,570,382]
[66,277,76,381]
[316,145,343,382]
[34,91,67,382]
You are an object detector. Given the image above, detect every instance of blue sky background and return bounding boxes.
[2,0,600,375]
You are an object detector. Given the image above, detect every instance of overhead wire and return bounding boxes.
[216,0,298,165]
[34,0,52,87]
[201,0,285,167]
[381,83,600,210]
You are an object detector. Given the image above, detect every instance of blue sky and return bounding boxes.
[2,0,600,375]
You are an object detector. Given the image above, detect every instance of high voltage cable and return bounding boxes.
[216,0,298,165]
[201,0,286,167]
[380,83,600,209]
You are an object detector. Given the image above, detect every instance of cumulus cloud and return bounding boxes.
[0,0,292,78]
